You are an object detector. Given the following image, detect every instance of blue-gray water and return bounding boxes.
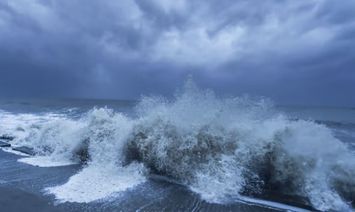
[0,95,354,211]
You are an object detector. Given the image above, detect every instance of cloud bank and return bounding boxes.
[0,0,354,106]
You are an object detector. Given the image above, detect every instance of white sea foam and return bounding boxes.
[0,147,30,156]
[18,156,77,167]
[46,163,146,203]
[0,111,66,143]
[237,196,310,212]
[45,108,147,203]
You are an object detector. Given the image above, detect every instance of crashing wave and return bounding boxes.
[0,80,354,210]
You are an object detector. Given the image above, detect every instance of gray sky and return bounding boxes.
[0,0,354,106]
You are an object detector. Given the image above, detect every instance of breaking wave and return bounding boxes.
[1,80,355,211]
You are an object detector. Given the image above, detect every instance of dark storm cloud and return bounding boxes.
[0,0,354,106]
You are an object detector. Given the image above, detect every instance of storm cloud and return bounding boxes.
[0,0,354,106]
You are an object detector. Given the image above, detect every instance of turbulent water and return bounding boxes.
[1,81,355,211]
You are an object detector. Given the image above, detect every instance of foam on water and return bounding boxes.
[18,156,77,167]
[237,196,310,212]
[1,80,355,210]
[0,147,30,157]
[46,163,146,203]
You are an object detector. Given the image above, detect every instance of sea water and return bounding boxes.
[0,80,354,211]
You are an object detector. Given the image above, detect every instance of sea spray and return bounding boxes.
[0,80,354,210]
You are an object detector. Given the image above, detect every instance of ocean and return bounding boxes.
[0,85,354,211]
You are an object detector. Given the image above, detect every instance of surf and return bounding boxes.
[0,79,354,211]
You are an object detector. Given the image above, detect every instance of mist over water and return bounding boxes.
[1,79,355,211]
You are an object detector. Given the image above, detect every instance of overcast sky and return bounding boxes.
[0,0,354,106]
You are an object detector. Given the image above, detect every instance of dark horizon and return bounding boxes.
[1,96,354,109]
